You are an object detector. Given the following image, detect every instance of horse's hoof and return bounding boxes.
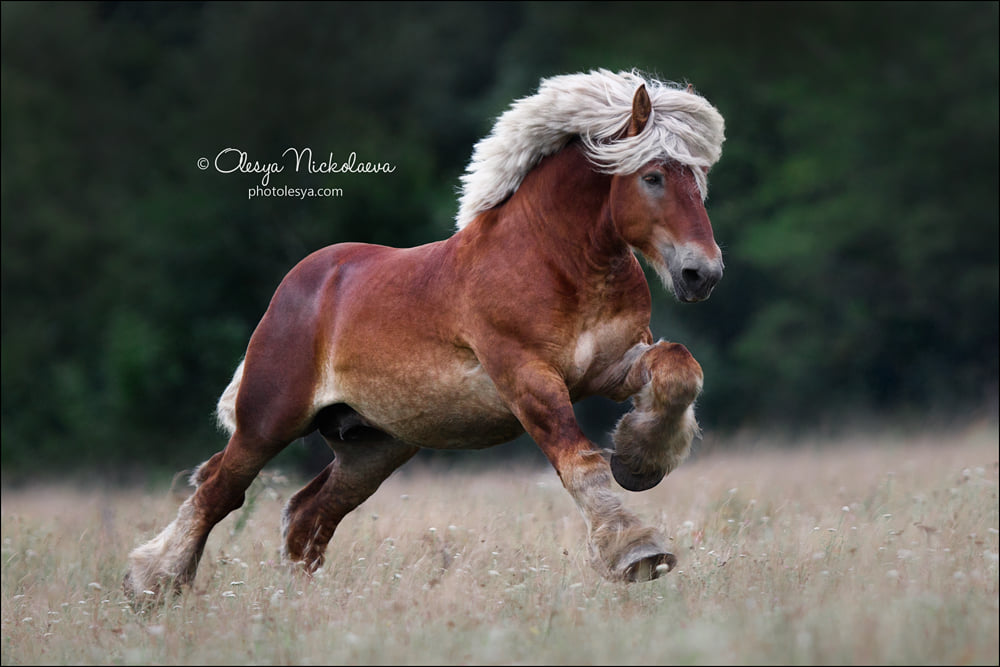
[122,572,163,611]
[122,567,186,610]
[610,454,665,492]
[622,551,677,583]
[122,570,143,600]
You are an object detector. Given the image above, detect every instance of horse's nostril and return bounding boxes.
[682,268,701,286]
[679,264,722,298]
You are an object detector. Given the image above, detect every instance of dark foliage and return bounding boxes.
[2,2,996,479]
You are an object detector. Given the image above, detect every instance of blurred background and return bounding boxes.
[2,1,997,484]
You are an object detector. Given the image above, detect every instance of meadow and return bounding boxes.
[2,421,998,665]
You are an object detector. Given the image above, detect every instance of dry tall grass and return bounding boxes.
[3,422,998,665]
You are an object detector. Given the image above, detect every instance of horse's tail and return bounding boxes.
[215,359,245,437]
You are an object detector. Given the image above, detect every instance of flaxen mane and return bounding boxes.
[455,69,726,230]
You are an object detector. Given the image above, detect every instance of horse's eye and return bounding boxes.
[642,173,662,186]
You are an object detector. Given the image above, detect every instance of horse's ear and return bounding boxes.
[626,84,652,138]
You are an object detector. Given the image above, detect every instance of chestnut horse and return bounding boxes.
[123,69,726,601]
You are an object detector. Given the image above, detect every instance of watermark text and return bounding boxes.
[248,185,344,200]
[199,147,396,186]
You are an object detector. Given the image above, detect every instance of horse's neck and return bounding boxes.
[490,144,629,274]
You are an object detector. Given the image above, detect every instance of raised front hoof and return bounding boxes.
[610,453,665,492]
[619,549,677,583]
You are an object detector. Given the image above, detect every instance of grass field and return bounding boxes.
[2,421,998,665]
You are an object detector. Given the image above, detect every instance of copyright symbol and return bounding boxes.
[197,157,210,170]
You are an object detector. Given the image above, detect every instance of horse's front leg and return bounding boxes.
[602,340,704,492]
[488,356,675,582]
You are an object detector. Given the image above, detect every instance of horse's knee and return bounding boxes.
[642,342,703,410]
[609,342,702,492]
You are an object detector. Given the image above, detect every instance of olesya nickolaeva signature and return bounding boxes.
[203,147,396,185]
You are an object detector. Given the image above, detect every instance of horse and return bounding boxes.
[123,69,726,602]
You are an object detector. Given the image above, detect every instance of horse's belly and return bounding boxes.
[327,356,523,449]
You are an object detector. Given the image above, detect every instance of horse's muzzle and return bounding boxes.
[674,260,723,302]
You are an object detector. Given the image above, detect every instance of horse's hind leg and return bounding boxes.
[281,441,419,571]
[123,349,318,603]
[281,410,419,571]
[606,341,703,492]
[122,429,292,603]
